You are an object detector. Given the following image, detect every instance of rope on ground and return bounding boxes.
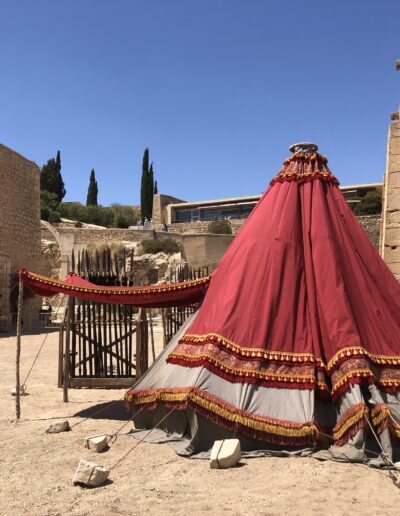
[317,417,400,487]
[69,395,127,429]
[109,405,177,472]
[106,402,150,446]
[363,414,400,485]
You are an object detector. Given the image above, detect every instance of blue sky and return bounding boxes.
[1,0,399,205]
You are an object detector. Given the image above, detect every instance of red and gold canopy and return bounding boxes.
[19,269,210,308]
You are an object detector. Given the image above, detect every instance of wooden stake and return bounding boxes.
[149,308,155,362]
[136,308,143,379]
[15,278,24,420]
[63,296,72,402]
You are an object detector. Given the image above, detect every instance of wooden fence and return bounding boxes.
[59,247,208,388]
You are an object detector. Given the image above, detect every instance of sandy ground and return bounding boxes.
[1,329,400,516]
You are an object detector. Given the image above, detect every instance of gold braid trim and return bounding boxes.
[331,369,373,395]
[180,333,325,366]
[169,351,328,388]
[21,269,210,295]
[328,346,400,370]
[371,405,391,428]
[125,388,318,439]
[371,404,400,439]
[332,404,368,441]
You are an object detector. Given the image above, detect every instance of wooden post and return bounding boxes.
[58,322,64,387]
[149,308,155,362]
[136,308,143,379]
[15,278,24,420]
[63,296,72,402]
[161,308,167,348]
[136,308,149,379]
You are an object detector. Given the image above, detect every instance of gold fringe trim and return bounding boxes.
[182,337,400,372]
[21,269,210,296]
[181,333,325,366]
[169,351,323,385]
[332,404,368,441]
[125,388,318,439]
[328,346,400,370]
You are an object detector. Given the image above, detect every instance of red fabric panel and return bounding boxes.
[19,269,210,308]
[169,153,400,377]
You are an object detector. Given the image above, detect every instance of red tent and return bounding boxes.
[125,144,400,459]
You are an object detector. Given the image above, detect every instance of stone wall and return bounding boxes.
[168,216,381,248]
[0,144,42,329]
[168,219,246,235]
[357,215,381,250]
[381,117,400,279]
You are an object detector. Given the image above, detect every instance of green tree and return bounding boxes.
[148,162,154,216]
[352,192,382,215]
[86,169,98,206]
[40,150,66,204]
[140,148,154,220]
[154,180,158,194]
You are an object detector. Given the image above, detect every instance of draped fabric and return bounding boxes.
[19,269,210,308]
[167,152,400,399]
[126,151,400,451]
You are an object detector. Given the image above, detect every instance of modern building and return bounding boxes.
[153,183,383,226]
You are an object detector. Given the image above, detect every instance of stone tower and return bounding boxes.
[380,61,400,280]
[0,144,42,330]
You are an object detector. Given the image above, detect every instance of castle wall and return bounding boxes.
[380,118,400,280]
[0,144,42,330]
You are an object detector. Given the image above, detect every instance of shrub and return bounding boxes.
[58,202,139,228]
[48,211,61,223]
[115,214,130,228]
[41,205,50,221]
[111,204,140,228]
[352,192,382,216]
[208,219,232,234]
[141,238,180,255]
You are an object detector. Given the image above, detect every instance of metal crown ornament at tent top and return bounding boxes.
[289,142,319,154]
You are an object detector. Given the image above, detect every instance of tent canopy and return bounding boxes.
[19,269,210,308]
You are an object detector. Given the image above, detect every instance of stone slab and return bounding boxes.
[73,459,109,487]
[46,420,70,434]
[84,435,108,453]
[210,439,241,469]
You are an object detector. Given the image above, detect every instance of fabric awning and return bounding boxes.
[19,268,210,308]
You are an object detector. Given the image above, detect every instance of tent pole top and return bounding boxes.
[289,142,319,154]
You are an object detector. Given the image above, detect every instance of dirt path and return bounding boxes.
[1,330,400,515]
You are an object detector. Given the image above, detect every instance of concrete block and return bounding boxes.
[210,439,241,469]
[46,420,70,433]
[73,459,109,487]
[84,435,108,453]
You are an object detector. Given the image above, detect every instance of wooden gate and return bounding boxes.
[59,247,209,388]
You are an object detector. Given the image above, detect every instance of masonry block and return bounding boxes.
[83,435,108,453]
[46,420,70,433]
[73,459,109,487]
[210,439,241,469]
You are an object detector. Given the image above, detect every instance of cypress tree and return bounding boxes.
[86,169,98,206]
[154,180,158,194]
[140,149,156,220]
[40,150,66,204]
[140,148,150,220]
[148,162,154,217]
